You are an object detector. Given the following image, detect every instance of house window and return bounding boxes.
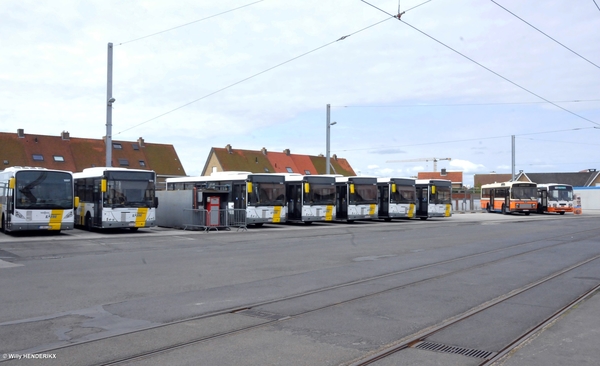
[53,155,65,162]
[3,160,8,165]
[139,160,146,167]
[113,143,122,149]
[304,170,311,175]
[118,158,129,166]
[264,168,269,172]
[32,154,44,161]
[286,167,293,173]
[212,167,217,173]
[132,144,139,150]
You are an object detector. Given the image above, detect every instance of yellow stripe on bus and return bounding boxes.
[49,210,63,230]
[135,208,149,227]
[369,204,376,216]
[272,206,282,223]
[445,204,451,217]
[325,205,333,221]
[408,203,415,218]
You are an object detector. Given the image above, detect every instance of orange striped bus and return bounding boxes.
[481,181,537,215]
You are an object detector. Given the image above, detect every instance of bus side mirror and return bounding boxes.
[304,183,310,194]
[350,183,355,194]
[74,196,80,209]
[8,177,15,189]
[101,179,107,193]
[391,183,396,193]
[247,182,253,193]
[154,197,159,208]
[431,186,436,194]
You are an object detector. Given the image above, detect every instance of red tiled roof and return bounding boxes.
[418,171,463,183]
[0,131,186,176]
[204,146,356,176]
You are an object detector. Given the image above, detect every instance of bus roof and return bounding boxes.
[377,177,415,185]
[335,176,378,183]
[0,166,73,176]
[481,181,537,189]
[73,167,156,179]
[415,179,452,186]
[166,172,286,184]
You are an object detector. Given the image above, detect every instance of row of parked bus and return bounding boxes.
[0,166,157,233]
[0,167,453,233]
[480,181,574,215]
[163,172,453,227]
[2,166,571,234]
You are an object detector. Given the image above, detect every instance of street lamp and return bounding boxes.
[326,104,337,174]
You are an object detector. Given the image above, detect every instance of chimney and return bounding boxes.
[332,154,338,160]
[283,149,290,155]
[137,137,145,147]
[225,144,232,154]
[261,147,267,155]
[17,129,24,138]
[441,168,447,176]
[61,131,70,140]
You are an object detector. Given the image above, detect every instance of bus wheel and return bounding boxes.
[384,218,392,222]
[253,223,264,228]
[420,217,428,220]
[304,221,313,225]
[0,214,5,233]
[486,204,491,213]
[130,227,139,232]
[524,212,530,216]
[559,212,565,215]
[502,205,509,215]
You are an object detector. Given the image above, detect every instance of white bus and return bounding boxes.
[284,174,335,223]
[415,179,452,220]
[166,172,286,226]
[74,167,157,231]
[0,167,76,233]
[536,183,573,215]
[335,176,378,222]
[480,181,537,215]
[377,177,416,220]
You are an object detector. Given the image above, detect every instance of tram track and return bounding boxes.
[346,255,600,366]
[3,227,599,365]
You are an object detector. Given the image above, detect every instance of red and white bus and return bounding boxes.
[536,183,573,215]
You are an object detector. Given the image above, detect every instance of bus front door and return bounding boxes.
[416,187,428,218]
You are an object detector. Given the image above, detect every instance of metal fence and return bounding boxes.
[182,208,247,231]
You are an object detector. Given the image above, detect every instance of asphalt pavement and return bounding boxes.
[496,286,600,366]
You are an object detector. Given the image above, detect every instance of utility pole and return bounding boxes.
[106,42,114,167]
[511,135,515,181]
[326,104,331,174]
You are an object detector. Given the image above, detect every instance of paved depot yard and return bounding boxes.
[1,212,599,365]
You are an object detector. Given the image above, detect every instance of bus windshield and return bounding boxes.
[15,171,73,209]
[249,182,285,206]
[304,183,335,205]
[431,186,451,204]
[391,186,415,204]
[105,172,155,208]
[548,187,573,201]
[511,186,537,200]
[349,184,378,204]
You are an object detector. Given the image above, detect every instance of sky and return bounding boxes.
[2,0,600,186]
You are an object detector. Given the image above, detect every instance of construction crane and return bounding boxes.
[385,158,452,172]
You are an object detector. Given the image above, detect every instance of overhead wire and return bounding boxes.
[594,0,600,12]
[117,17,395,134]
[359,0,600,127]
[334,99,600,108]
[335,126,598,152]
[118,0,265,45]
[490,0,600,70]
